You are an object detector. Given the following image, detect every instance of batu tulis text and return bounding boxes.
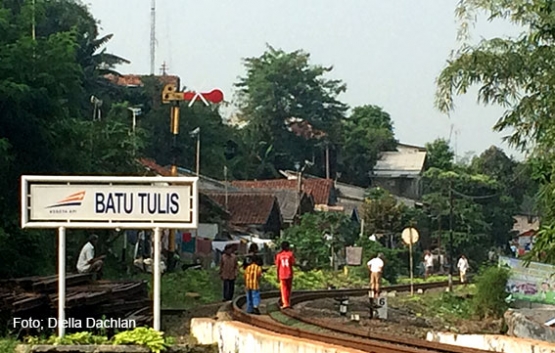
[95,192,180,214]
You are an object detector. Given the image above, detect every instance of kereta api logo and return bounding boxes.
[47,191,86,209]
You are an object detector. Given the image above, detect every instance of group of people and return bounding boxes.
[219,240,295,314]
[78,233,471,315]
[423,250,470,283]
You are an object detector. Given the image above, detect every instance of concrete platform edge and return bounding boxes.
[190,317,367,353]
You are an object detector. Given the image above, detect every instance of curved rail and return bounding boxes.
[231,280,493,353]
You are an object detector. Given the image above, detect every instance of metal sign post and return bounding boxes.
[401,227,420,296]
[153,227,161,331]
[58,226,66,336]
[21,176,198,337]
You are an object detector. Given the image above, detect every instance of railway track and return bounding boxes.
[230,280,494,353]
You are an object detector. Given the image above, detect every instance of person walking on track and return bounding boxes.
[219,244,238,301]
[244,249,263,315]
[457,254,469,284]
[367,253,385,298]
[275,241,295,309]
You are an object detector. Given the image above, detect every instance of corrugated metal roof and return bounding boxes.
[373,151,426,176]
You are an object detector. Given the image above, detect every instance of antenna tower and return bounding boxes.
[150,0,156,75]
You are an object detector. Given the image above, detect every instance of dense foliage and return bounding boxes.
[471,266,510,319]
[435,0,553,261]
[281,212,358,270]
[0,0,540,280]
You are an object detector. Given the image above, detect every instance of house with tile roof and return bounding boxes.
[137,158,312,220]
[231,178,337,208]
[221,188,314,226]
[105,74,180,88]
[278,169,421,222]
[136,158,230,228]
[204,193,282,238]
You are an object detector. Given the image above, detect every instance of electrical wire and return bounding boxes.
[449,188,500,200]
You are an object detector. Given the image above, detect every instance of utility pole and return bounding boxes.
[331,224,336,271]
[325,143,330,179]
[224,165,228,211]
[32,0,36,40]
[448,178,454,292]
[196,132,200,176]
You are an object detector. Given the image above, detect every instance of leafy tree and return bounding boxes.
[424,138,454,171]
[422,168,502,262]
[282,212,358,270]
[434,0,555,260]
[0,0,143,278]
[339,105,397,186]
[234,44,348,178]
[361,188,406,246]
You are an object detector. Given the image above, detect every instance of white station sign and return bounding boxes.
[21,176,198,229]
[30,185,191,222]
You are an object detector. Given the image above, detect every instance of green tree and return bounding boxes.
[434,0,555,261]
[424,138,454,171]
[282,212,358,270]
[0,0,143,277]
[234,44,348,178]
[361,188,406,245]
[339,105,397,186]
[422,168,501,262]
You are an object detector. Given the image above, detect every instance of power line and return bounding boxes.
[449,188,500,200]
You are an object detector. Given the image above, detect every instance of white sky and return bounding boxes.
[86,0,525,160]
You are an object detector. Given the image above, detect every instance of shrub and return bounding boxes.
[0,337,17,353]
[471,266,510,319]
[112,327,172,353]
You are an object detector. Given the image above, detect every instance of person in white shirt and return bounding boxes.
[424,251,434,278]
[457,255,469,283]
[76,235,105,278]
[367,253,385,297]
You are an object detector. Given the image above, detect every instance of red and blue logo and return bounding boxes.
[47,191,86,208]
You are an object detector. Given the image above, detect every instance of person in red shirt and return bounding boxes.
[275,241,295,309]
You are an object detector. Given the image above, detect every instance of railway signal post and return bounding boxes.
[161,84,224,268]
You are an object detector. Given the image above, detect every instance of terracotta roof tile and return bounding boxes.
[104,74,180,87]
[205,193,279,225]
[231,178,334,205]
[137,158,171,176]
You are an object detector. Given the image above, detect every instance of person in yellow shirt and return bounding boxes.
[244,247,263,315]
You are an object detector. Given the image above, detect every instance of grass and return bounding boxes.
[396,274,450,285]
[107,268,223,309]
[390,285,476,324]
[268,311,333,333]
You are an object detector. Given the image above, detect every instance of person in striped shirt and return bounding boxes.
[244,246,263,315]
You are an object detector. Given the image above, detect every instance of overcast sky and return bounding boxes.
[87,0,524,161]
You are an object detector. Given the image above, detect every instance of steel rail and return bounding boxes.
[231,280,494,353]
